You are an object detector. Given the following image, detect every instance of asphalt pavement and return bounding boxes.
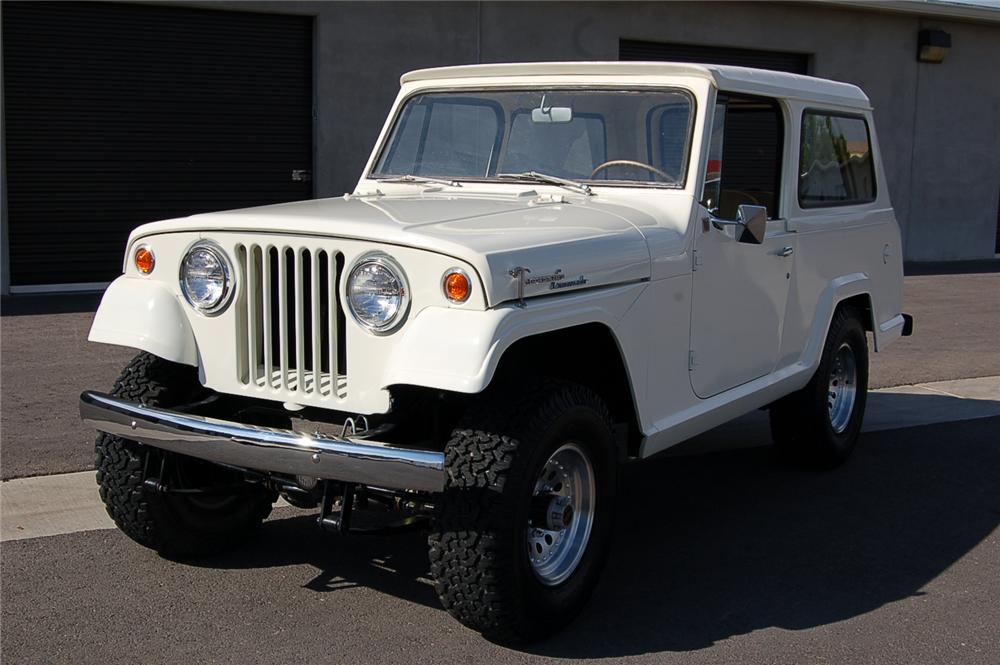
[2,416,998,664]
[868,272,1000,389]
[1,270,999,663]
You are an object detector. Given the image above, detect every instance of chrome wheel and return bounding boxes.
[526,442,596,586]
[827,342,858,433]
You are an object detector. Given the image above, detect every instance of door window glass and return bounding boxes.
[701,102,725,212]
[708,95,784,220]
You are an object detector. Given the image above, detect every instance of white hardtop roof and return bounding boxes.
[401,61,871,109]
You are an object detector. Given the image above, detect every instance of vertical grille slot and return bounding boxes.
[238,242,346,398]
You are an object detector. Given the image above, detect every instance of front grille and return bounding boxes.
[236,243,347,398]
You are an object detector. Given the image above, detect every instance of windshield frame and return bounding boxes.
[365,85,698,191]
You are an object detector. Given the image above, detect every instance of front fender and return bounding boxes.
[89,276,198,366]
[383,283,647,394]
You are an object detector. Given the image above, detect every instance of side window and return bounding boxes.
[798,112,876,207]
[705,94,784,220]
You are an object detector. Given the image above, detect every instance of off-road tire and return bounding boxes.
[428,380,618,643]
[770,306,869,468]
[95,352,274,557]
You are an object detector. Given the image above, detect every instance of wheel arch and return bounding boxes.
[836,292,875,332]
[488,322,643,458]
[386,319,644,459]
[800,273,876,374]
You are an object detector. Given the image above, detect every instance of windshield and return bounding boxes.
[371,89,694,187]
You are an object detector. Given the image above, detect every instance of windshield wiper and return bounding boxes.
[374,174,462,188]
[496,171,593,196]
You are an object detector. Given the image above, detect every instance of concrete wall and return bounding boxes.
[218,0,1000,262]
[3,1,998,293]
[907,18,1000,260]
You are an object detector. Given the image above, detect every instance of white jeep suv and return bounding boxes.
[81,62,912,642]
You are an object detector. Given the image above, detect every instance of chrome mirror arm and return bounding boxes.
[700,204,768,245]
[703,213,743,232]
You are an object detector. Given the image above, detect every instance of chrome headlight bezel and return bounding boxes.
[179,241,234,316]
[346,252,410,335]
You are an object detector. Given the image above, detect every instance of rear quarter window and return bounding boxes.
[798,112,876,207]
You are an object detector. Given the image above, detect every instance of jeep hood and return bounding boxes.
[131,193,667,306]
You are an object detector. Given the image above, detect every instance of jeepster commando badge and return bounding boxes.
[511,268,589,304]
[527,269,589,291]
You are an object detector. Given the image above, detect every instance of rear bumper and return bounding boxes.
[79,391,445,493]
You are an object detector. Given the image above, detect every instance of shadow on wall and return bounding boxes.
[186,407,999,656]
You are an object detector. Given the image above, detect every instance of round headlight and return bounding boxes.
[347,254,409,333]
[180,242,233,315]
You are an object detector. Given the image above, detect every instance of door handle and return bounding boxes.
[778,246,794,257]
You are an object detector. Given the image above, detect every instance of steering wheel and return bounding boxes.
[590,159,675,182]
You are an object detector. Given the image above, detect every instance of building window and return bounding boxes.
[798,112,876,207]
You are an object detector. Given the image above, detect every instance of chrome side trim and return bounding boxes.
[79,391,445,493]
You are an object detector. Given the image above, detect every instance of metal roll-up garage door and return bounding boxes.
[620,39,809,74]
[2,2,314,289]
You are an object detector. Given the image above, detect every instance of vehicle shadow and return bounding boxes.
[193,513,441,610]
[191,414,1000,658]
[535,414,1000,657]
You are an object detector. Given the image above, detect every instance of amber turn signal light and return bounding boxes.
[443,269,471,303]
[135,245,155,274]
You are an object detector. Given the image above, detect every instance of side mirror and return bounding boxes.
[736,204,767,245]
[705,203,768,245]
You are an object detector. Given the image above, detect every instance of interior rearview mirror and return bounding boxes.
[735,204,767,245]
[531,95,572,123]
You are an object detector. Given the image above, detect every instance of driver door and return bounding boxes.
[689,94,795,399]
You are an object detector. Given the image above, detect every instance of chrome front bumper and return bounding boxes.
[79,391,445,493]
